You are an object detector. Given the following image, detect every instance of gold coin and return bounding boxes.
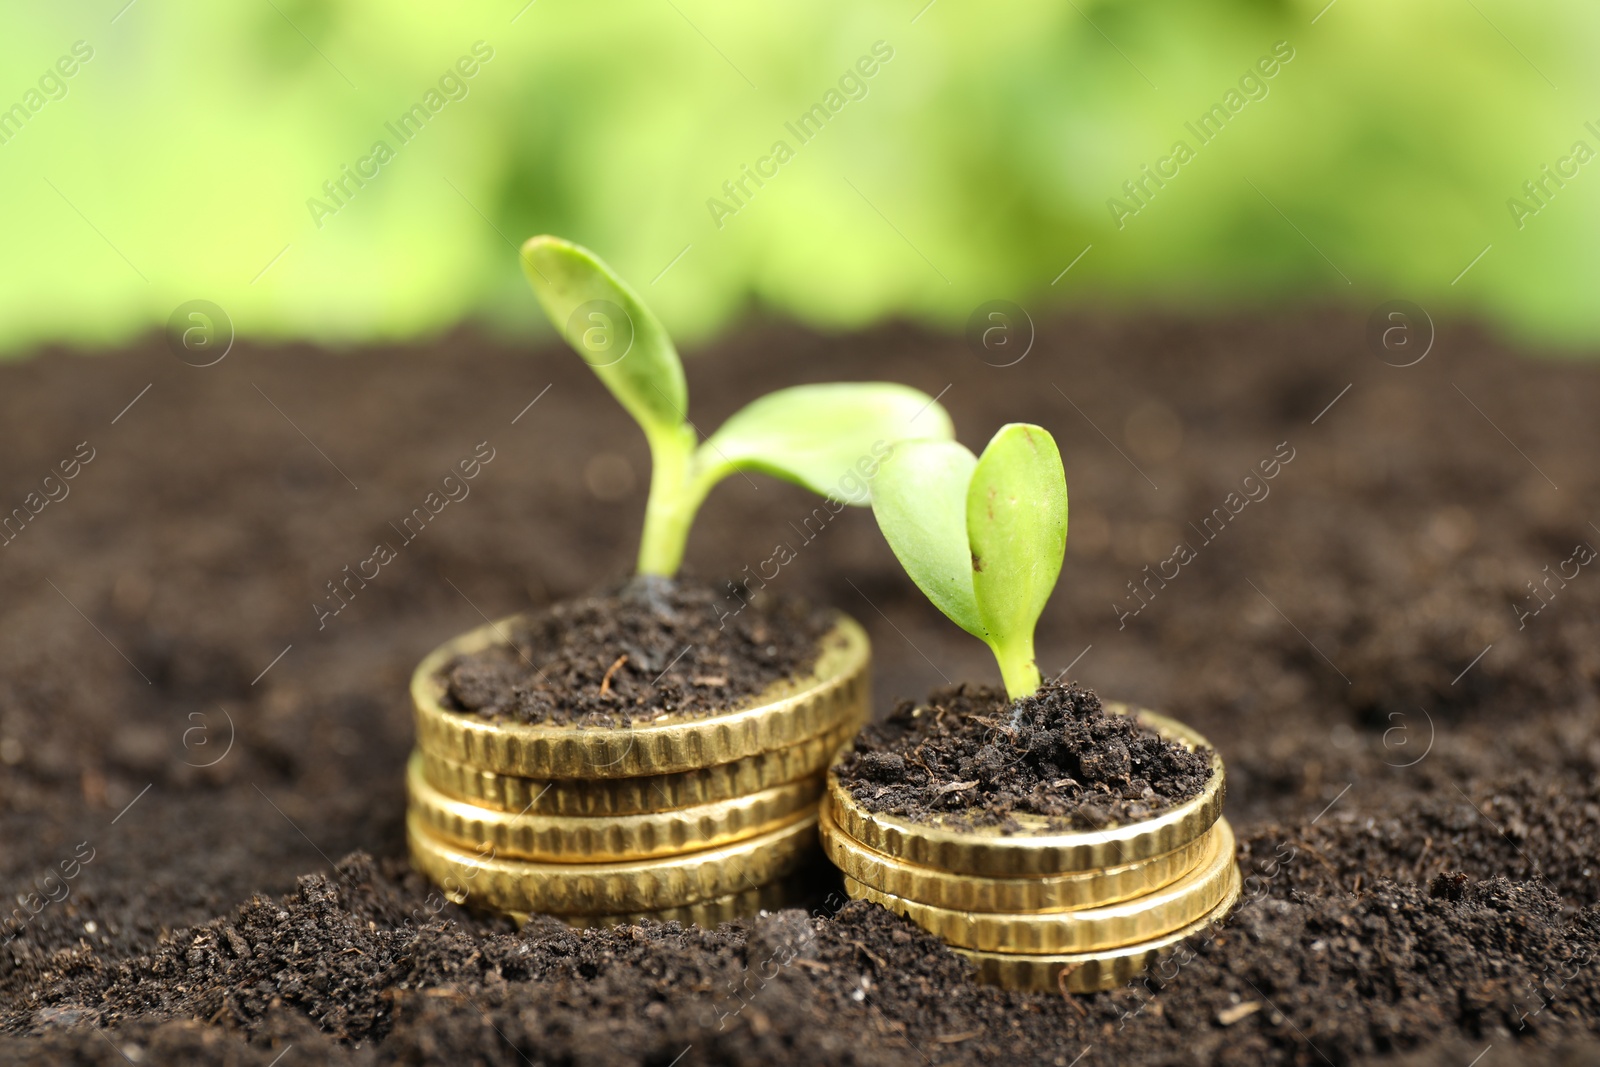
[952,861,1243,993]
[842,818,1236,954]
[542,879,804,929]
[407,808,819,915]
[413,614,869,778]
[420,723,855,816]
[819,802,1207,912]
[827,706,1224,877]
[408,750,823,862]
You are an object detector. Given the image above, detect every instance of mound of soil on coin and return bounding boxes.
[5,308,1600,1064]
[835,682,1212,829]
[441,577,834,726]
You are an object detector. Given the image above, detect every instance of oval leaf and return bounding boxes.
[967,423,1068,658]
[696,383,955,503]
[868,439,983,638]
[520,235,687,439]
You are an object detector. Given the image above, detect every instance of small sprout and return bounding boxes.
[521,236,955,576]
[869,424,1068,700]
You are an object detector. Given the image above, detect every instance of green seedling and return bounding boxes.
[869,424,1068,700]
[520,236,955,577]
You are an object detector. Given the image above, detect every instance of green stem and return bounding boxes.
[635,424,701,577]
[991,636,1042,702]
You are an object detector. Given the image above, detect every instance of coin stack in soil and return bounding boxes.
[822,705,1239,992]
[406,614,870,927]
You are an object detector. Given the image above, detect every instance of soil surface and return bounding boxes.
[3,308,1600,1065]
[441,577,833,726]
[836,682,1211,829]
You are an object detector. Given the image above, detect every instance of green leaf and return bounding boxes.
[520,235,687,439]
[867,439,984,637]
[695,383,955,503]
[967,423,1068,694]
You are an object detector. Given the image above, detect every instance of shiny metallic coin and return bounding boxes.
[419,723,854,816]
[827,706,1224,877]
[413,614,869,778]
[842,819,1237,954]
[408,750,822,862]
[406,808,819,916]
[819,801,1207,912]
[951,860,1243,993]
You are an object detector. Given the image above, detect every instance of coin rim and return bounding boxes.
[408,750,823,862]
[406,807,819,914]
[420,723,856,816]
[951,860,1243,993]
[413,613,869,778]
[826,705,1224,876]
[842,818,1235,953]
[819,802,1208,913]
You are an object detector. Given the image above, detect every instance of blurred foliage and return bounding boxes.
[1,0,1596,355]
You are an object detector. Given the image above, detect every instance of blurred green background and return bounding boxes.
[1,0,1595,356]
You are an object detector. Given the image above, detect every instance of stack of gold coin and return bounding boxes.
[821,706,1240,992]
[406,613,871,927]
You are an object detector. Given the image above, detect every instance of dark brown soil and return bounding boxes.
[441,577,833,726]
[836,682,1212,829]
[3,308,1600,1065]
